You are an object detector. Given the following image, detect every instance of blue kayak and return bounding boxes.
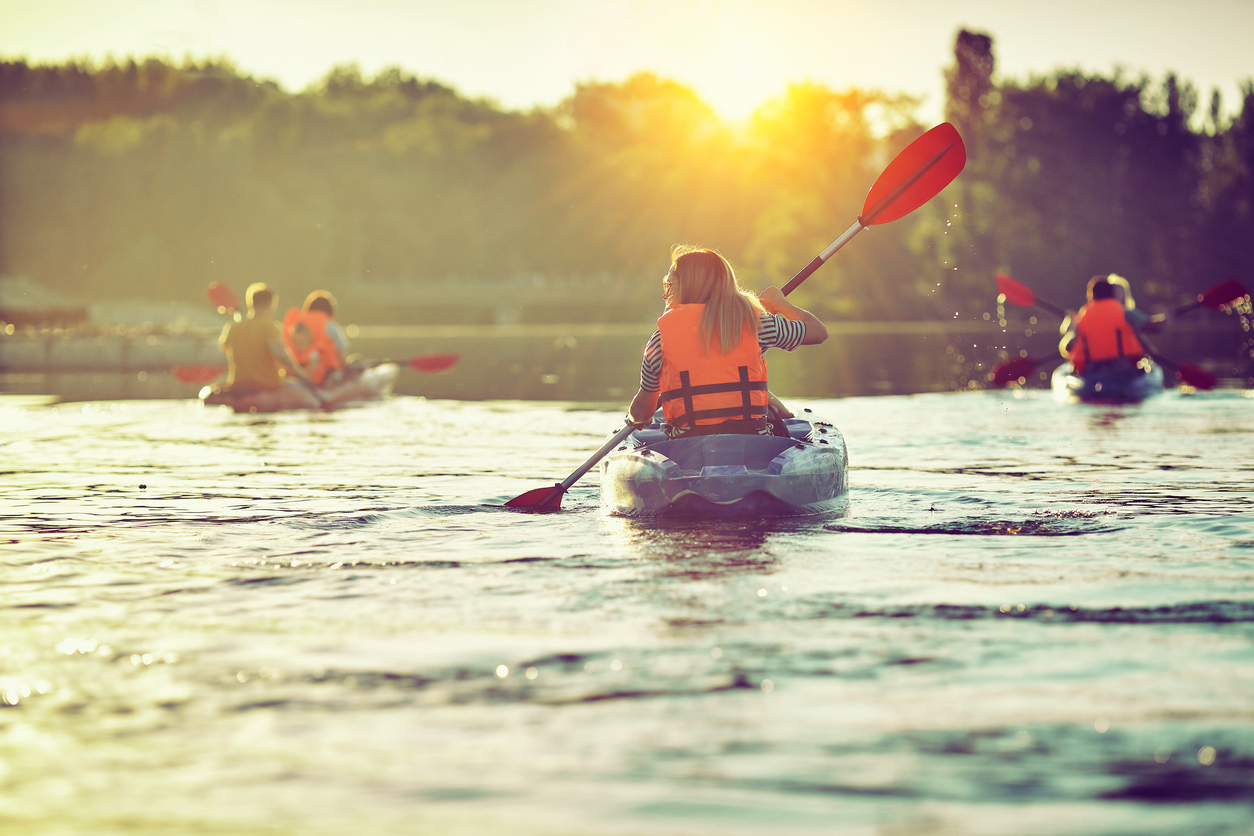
[1050,359,1164,404]
[599,412,849,517]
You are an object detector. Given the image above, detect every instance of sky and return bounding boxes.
[2,0,1252,124]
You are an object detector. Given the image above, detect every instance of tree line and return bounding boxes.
[0,31,1250,326]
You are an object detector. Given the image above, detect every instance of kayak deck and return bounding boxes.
[1051,359,1164,404]
[200,363,399,413]
[599,412,849,517]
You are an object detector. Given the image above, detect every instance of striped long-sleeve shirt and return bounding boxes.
[639,313,806,392]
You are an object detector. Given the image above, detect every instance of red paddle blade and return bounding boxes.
[991,356,1039,387]
[996,274,1038,308]
[207,282,241,313]
[1198,280,1249,309]
[861,122,967,225]
[172,364,225,384]
[1175,362,1217,391]
[504,484,565,511]
[407,353,460,373]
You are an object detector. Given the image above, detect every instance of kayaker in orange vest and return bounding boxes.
[1059,276,1146,372]
[627,246,828,438]
[282,291,349,386]
[218,283,312,392]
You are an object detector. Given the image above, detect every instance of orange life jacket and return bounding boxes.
[657,304,769,432]
[282,308,344,385]
[1069,298,1144,372]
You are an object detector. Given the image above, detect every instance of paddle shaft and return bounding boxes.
[558,423,636,493]
[1028,296,1068,319]
[782,220,864,296]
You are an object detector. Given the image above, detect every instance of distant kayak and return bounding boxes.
[599,411,849,517]
[1051,359,1164,404]
[200,363,399,413]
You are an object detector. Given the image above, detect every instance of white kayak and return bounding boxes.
[599,409,849,517]
[200,363,399,413]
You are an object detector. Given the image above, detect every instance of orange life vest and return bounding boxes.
[1069,298,1144,372]
[657,304,769,432]
[282,308,344,385]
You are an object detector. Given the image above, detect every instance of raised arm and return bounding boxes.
[758,286,828,344]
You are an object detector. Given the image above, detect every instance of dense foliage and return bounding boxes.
[1,33,1250,325]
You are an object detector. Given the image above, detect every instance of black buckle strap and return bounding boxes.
[660,365,768,428]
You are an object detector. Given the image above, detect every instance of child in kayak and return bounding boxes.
[627,245,828,438]
[283,290,351,386]
[288,322,322,381]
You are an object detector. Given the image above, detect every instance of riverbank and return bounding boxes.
[2,318,1247,402]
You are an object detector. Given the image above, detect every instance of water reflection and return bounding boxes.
[602,516,842,578]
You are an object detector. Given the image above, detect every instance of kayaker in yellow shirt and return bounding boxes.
[218,283,312,392]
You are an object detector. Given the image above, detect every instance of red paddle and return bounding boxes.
[404,353,459,373]
[782,122,966,295]
[208,281,241,314]
[1173,280,1249,316]
[504,423,639,511]
[508,122,967,511]
[172,364,226,385]
[1149,354,1217,390]
[995,274,1067,318]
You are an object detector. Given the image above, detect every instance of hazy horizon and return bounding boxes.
[2,0,1252,124]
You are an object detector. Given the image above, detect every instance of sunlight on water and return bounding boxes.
[2,391,1253,834]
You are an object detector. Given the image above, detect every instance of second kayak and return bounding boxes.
[1051,359,1164,404]
[200,363,399,413]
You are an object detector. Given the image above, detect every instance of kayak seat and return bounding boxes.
[647,434,797,476]
[783,418,814,441]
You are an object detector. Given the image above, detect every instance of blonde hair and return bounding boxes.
[669,245,763,355]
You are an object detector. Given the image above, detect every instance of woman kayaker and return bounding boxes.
[1059,276,1147,372]
[627,245,828,438]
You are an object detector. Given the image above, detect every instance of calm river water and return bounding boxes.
[3,390,1253,835]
